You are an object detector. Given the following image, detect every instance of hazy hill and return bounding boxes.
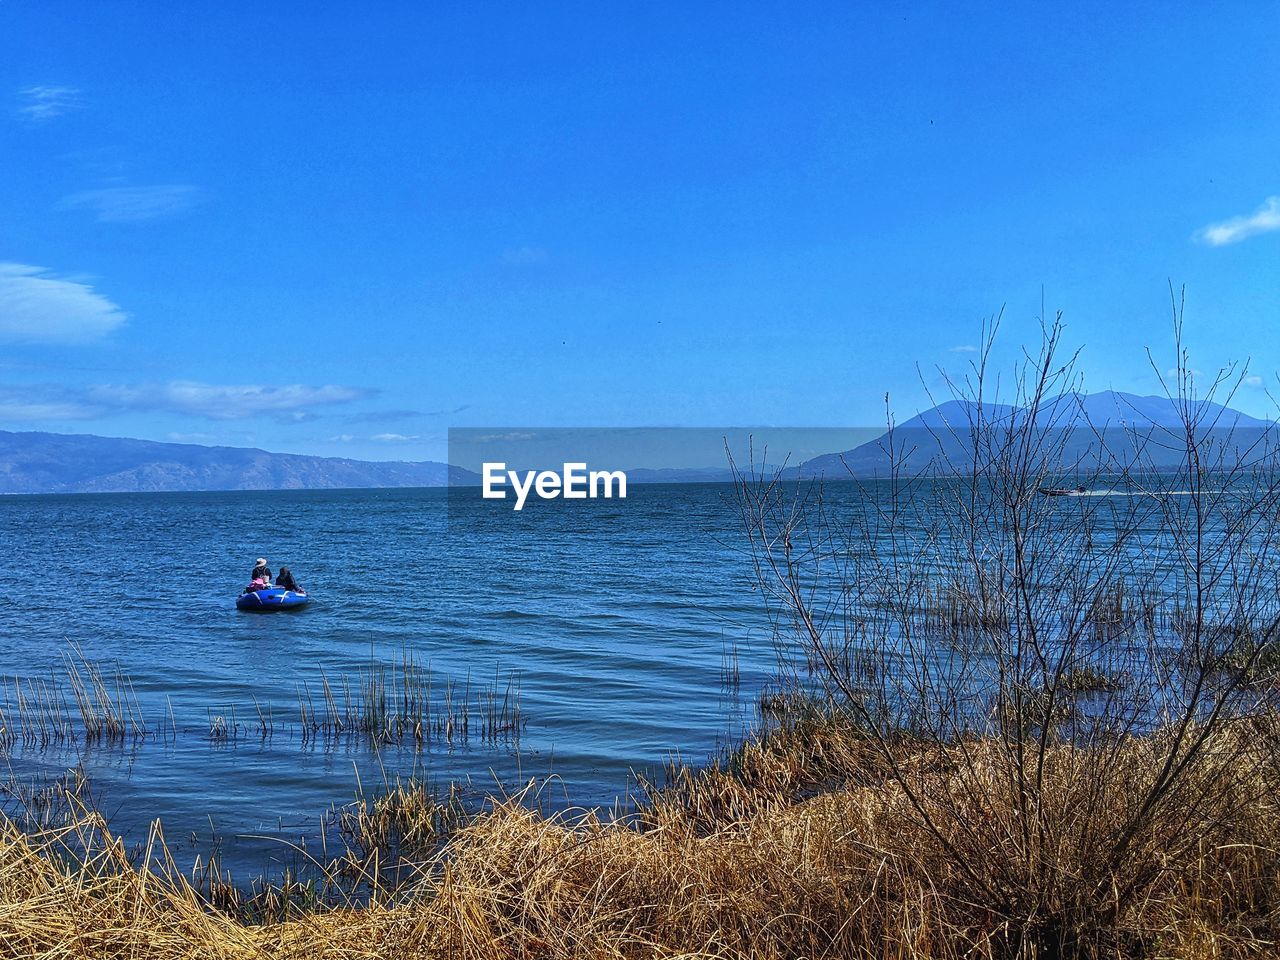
[0,431,479,494]
[4,390,1272,495]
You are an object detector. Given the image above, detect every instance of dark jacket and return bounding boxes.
[276,569,301,592]
[251,564,271,582]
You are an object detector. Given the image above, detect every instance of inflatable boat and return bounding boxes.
[236,588,310,612]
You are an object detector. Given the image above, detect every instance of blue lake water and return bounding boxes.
[0,484,780,877]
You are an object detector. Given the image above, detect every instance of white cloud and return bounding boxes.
[18,85,80,121]
[87,381,373,419]
[1196,196,1280,247]
[949,345,978,353]
[0,263,126,343]
[60,185,205,223]
[1245,375,1265,388]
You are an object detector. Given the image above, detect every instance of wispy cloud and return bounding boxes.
[1245,375,1265,388]
[345,409,423,424]
[88,382,374,419]
[0,381,374,424]
[949,345,978,353]
[0,263,126,344]
[1196,196,1280,247]
[327,432,430,444]
[18,85,81,121]
[344,404,470,424]
[59,185,205,223]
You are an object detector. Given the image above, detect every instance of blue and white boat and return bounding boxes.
[236,588,310,612]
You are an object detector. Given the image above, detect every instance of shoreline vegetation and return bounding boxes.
[8,315,1280,958]
[0,648,526,752]
[1,706,1278,958]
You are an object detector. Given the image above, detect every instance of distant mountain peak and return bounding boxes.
[801,391,1274,478]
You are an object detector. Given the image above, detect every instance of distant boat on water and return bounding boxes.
[1039,485,1088,497]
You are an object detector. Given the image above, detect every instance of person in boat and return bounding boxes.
[251,557,272,584]
[275,566,303,593]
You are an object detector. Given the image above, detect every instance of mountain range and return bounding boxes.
[0,391,1272,494]
[0,431,477,494]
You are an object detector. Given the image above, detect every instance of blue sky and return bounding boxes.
[2,2,1278,461]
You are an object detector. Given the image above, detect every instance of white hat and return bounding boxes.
[255,558,267,566]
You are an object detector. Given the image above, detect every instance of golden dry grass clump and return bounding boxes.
[0,716,1278,959]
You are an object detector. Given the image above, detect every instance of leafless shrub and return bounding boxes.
[732,300,1280,956]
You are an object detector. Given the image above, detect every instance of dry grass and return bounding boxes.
[0,713,1278,959]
